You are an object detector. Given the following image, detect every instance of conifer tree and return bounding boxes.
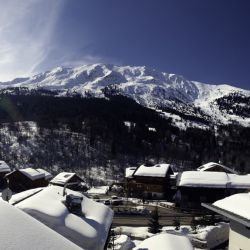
[148,206,162,234]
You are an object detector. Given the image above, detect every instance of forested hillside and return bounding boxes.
[0,93,249,184]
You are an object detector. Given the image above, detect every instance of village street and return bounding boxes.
[112,205,195,226]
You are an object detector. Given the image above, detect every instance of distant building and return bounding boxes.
[176,171,250,210]
[203,193,250,250]
[5,168,52,192]
[50,172,87,192]
[0,161,11,188]
[125,163,176,199]
[197,162,238,174]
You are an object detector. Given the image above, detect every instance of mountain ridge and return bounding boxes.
[0,64,249,128]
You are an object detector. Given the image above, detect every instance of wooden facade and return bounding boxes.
[5,170,49,192]
[50,173,87,192]
[125,164,176,200]
[176,186,249,211]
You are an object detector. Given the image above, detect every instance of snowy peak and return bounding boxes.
[0,64,249,128]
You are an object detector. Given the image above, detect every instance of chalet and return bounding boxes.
[50,172,87,192]
[125,163,176,200]
[197,162,238,174]
[203,193,250,250]
[0,161,11,188]
[176,171,250,211]
[12,185,113,250]
[5,168,52,192]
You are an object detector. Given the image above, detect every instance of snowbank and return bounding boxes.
[14,185,113,250]
[113,235,134,250]
[0,201,82,250]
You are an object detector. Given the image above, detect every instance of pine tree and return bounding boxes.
[148,206,162,234]
[173,217,180,230]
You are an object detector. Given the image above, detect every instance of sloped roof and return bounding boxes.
[133,163,173,177]
[50,172,79,185]
[197,162,238,174]
[133,233,193,250]
[19,168,45,181]
[177,171,250,189]
[36,168,53,180]
[125,167,137,178]
[213,193,250,220]
[14,185,113,250]
[0,161,11,173]
[0,201,82,250]
[203,193,250,227]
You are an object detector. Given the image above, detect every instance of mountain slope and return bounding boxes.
[1,64,249,128]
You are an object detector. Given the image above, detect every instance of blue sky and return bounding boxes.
[0,0,250,90]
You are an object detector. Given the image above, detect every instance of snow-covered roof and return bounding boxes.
[50,172,78,185]
[87,186,109,195]
[0,160,10,173]
[0,201,82,250]
[133,233,193,250]
[14,185,113,250]
[133,163,173,178]
[177,171,250,188]
[197,162,238,174]
[19,168,45,181]
[36,168,53,180]
[213,193,250,221]
[125,167,137,178]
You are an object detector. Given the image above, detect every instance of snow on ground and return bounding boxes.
[0,201,82,250]
[87,186,110,195]
[111,235,134,250]
[114,223,229,250]
[13,185,113,250]
[213,192,250,220]
[114,227,152,239]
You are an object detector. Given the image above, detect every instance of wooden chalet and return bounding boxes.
[197,162,238,174]
[0,161,11,188]
[5,168,52,192]
[125,163,176,200]
[50,172,87,192]
[176,171,250,211]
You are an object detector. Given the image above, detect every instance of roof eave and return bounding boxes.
[202,203,250,227]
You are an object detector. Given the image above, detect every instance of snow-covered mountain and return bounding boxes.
[1,64,250,128]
